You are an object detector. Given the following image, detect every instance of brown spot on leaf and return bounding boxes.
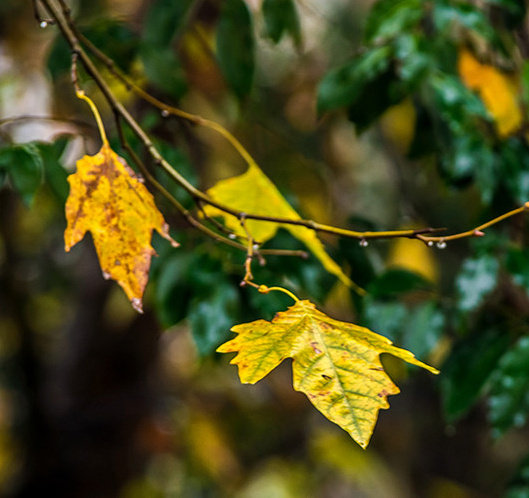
[310,341,322,354]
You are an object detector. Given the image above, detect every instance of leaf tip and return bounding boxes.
[131,297,144,313]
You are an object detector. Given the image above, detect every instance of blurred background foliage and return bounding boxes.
[2,0,529,496]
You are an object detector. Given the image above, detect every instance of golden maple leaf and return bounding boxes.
[64,142,178,312]
[218,300,439,448]
[458,48,521,137]
[204,163,353,288]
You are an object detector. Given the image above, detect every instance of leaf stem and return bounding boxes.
[258,285,300,303]
[71,52,108,145]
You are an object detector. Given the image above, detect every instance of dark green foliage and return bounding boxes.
[48,19,139,78]
[506,452,529,498]
[0,143,43,205]
[216,0,255,99]
[0,139,71,206]
[507,248,529,295]
[441,329,510,422]
[262,0,301,46]
[489,337,529,436]
[368,269,433,299]
[140,0,192,98]
[456,255,499,313]
[364,0,423,43]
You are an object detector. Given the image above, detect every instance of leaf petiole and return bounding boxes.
[257,284,300,302]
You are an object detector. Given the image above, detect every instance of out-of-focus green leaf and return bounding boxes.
[189,281,239,357]
[142,0,192,47]
[364,0,423,43]
[441,329,509,422]
[489,336,529,436]
[506,452,529,498]
[140,0,191,98]
[368,269,432,299]
[48,20,139,78]
[317,46,392,113]
[216,0,255,98]
[37,137,70,204]
[140,46,187,99]
[507,248,529,295]
[363,299,407,342]
[456,255,499,313]
[394,34,431,85]
[364,299,444,360]
[262,0,301,46]
[402,301,444,360]
[501,138,529,204]
[430,74,490,132]
[440,133,496,202]
[0,143,44,205]
[154,251,195,327]
[153,140,197,208]
[433,3,495,42]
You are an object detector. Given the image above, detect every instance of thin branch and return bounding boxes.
[0,115,94,131]
[33,0,54,26]
[63,14,446,240]
[40,0,529,249]
[418,203,529,244]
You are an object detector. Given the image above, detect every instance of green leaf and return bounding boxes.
[441,328,509,422]
[363,299,407,342]
[368,269,432,299]
[189,281,239,357]
[402,301,445,361]
[456,255,499,313]
[262,0,301,46]
[393,34,431,85]
[429,74,490,133]
[48,20,139,78]
[154,251,194,327]
[364,0,423,43]
[140,45,187,99]
[364,299,444,360]
[439,134,497,202]
[317,46,393,113]
[433,3,495,42]
[140,0,191,98]
[489,337,529,436]
[216,0,255,99]
[507,248,529,295]
[506,452,529,498]
[142,0,193,47]
[0,143,44,205]
[38,137,70,204]
[501,138,529,204]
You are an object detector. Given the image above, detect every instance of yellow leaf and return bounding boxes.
[217,299,438,448]
[458,49,521,137]
[204,164,353,287]
[64,142,178,312]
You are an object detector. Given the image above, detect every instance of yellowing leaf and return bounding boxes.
[64,142,178,312]
[204,164,353,287]
[217,299,438,448]
[458,49,521,137]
